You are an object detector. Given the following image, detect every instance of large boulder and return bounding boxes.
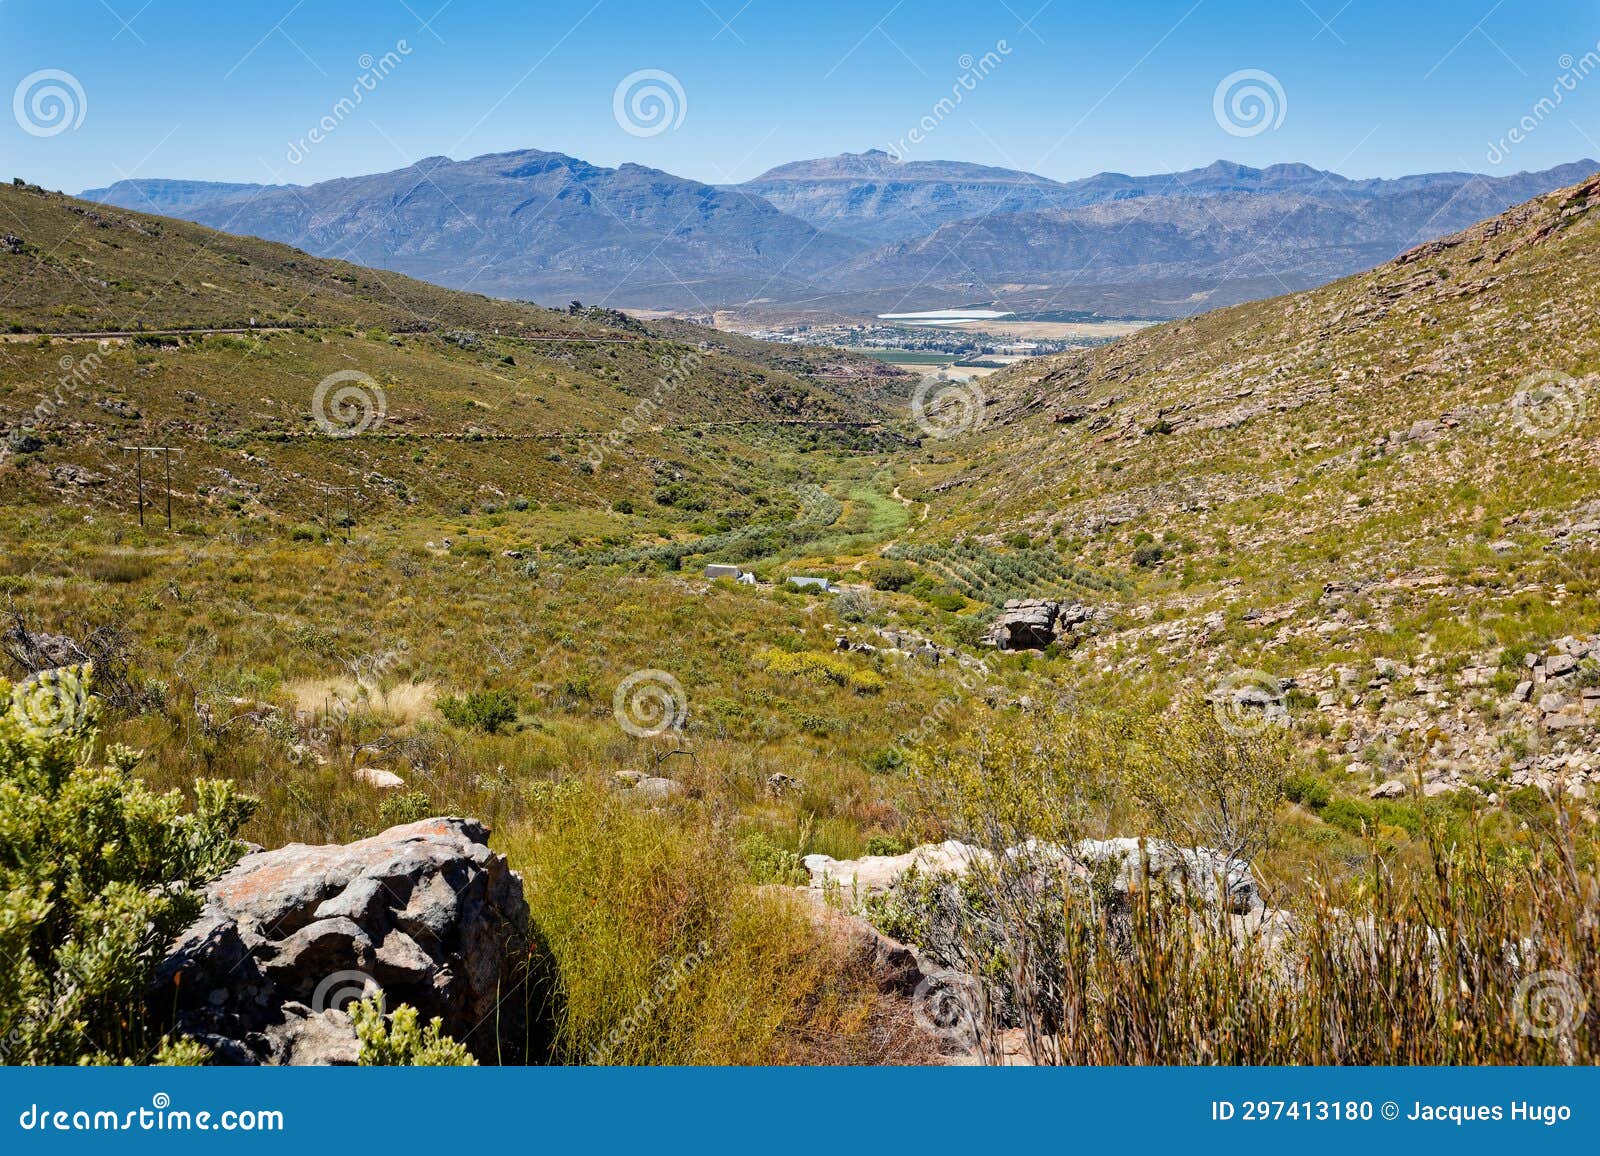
[1073,837,1262,914]
[153,817,529,1065]
[986,600,1060,650]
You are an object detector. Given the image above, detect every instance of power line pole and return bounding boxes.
[316,483,363,539]
[119,445,183,531]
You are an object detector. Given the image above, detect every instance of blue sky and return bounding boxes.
[5,0,1600,193]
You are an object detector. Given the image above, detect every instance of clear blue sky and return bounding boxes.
[5,0,1600,193]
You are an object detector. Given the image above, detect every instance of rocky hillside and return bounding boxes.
[905,171,1600,803]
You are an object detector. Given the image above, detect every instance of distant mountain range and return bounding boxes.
[81,151,1598,319]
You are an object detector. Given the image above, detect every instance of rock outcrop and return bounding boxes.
[154,817,529,1065]
[805,835,1261,914]
[986,600,1060,650]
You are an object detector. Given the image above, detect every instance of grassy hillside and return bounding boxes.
[896,171,1600,808]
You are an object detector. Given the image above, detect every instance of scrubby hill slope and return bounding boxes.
[902,171,1600,801]
[0,180,901,523]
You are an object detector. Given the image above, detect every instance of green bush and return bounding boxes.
[378,791,432,828]
[863,560,916,592]
[350,997,476,1065]
[738,831,809,885]
[0,665,256,1065]
[437,688,519,733]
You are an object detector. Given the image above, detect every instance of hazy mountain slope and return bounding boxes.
[73,152,1596,318]
[834,164,1600,310]
[83,150,866,311]
[739,149,1074,244]
[79,179,275,217]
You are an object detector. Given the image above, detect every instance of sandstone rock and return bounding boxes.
[154,817,528,1065]
[352,767,405,790]
[986,600,1060,650]
[629,776,685,803]
[1370,779,1409,799]
[765,772,804,796]
[1546,654,1579,678]
[804,840,993,895]
[1073,837,1262,914]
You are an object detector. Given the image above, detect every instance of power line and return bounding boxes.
[118,445,183,531]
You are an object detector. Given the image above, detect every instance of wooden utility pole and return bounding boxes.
[119,445,183,531]
[316,483,363,538]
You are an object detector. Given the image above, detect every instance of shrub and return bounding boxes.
[738,831,809,886]
[350,997,476,1065]
[501,785,921,1064]
[864,560,916,592]
[437,688,519,733]
[0,665,256,1064]
[378,791,432,828]
[757,648,884,694]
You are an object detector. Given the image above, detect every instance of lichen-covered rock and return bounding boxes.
[153,817,528,1065]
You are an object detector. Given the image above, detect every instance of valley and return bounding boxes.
[5,163,1600,1068]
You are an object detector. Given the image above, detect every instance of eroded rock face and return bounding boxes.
[154,817,529,1065]
[987,600,1060,650]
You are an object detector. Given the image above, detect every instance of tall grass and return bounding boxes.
[909,704,1599,1065]
[501,784,932,1064]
